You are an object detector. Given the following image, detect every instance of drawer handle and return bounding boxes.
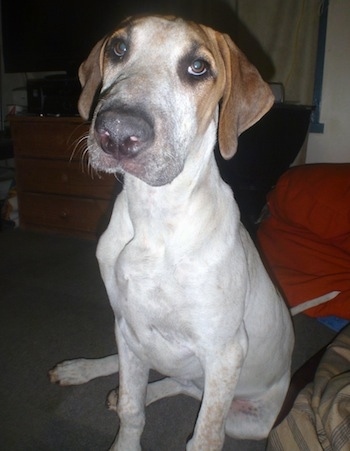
[60,210,69,219]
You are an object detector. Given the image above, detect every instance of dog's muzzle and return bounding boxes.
[94,108,155,159]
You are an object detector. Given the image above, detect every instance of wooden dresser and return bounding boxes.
[10,116,120,239]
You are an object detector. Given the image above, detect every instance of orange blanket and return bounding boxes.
[258,163,350,319]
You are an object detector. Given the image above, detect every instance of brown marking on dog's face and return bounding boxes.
[78,16,273,186]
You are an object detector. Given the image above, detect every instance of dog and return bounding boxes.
[49,15,294,450]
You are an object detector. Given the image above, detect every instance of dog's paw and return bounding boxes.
[106,389,118,412]
[48,358,93,386]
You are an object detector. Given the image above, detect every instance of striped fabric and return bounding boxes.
[267,325,350,450]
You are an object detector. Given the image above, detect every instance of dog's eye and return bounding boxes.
[188,59,208,76]
[113,39,127,58]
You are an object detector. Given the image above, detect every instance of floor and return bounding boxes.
[1,228,337,450]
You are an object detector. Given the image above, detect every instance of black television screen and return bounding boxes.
[1,0,184,74]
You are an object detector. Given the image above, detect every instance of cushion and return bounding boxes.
[258,163,350,319]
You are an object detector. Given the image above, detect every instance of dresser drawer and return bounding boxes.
[10,116,119,238]
[16,158,119,199]
[10,116,89,160]
[19,193,113,238]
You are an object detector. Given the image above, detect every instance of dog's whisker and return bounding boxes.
[83,146,95,179]
[68,134,89,168]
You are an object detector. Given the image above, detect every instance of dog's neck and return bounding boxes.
[122,147,235,243]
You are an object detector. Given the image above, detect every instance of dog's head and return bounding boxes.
[79,16,273,186]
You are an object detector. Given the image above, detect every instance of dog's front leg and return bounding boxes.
[187,341,246,451]
[110,324,149,451]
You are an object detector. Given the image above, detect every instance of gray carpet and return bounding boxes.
[0,229,337,450]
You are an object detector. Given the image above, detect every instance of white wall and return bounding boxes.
[306,0,350,163]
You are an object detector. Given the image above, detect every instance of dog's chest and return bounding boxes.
[110,233,221,376]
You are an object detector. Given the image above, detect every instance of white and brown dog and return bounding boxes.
[50,15,294,450]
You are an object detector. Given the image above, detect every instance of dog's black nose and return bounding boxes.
[94,108,154,157]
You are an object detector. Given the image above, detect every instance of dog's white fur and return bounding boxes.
[49,16,294,450]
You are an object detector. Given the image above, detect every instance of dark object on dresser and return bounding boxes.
[216,103,313,235]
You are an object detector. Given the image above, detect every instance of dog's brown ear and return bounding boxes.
[217,33,274,160]
[78,37,108,120]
